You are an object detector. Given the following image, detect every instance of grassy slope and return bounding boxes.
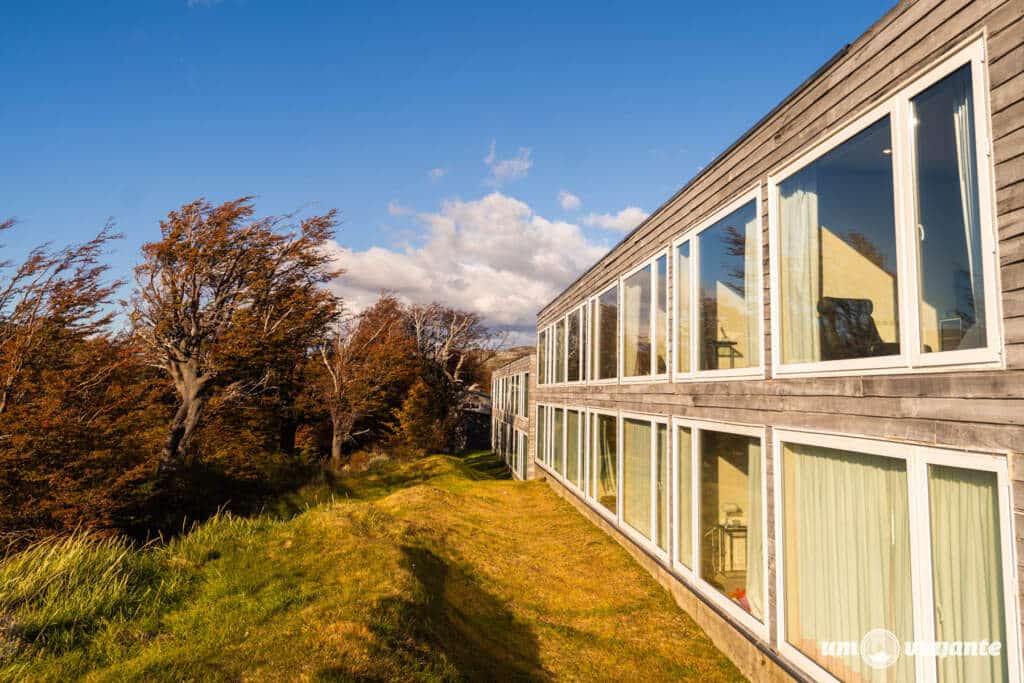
[1,453,744,682]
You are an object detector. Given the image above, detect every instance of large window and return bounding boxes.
[622,418,653,536]
[567,310,581,382]
[777,431,1019,682]
[553,407,565,476]
[590,412,617,515]
[554,320,566,384]
[698,201,760,372]
[771,41,999,373]
[911,64,990,357]
[620,415,669,552]
[622,254,669,379]
[623,267,652,378]
[674,192,761,379]
[566,409,582,488]
[699,429,764,622]
[776,117,899,365]
[595,285,619,380]
[675,426,693,569]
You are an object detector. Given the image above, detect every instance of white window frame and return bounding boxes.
[566,305,586,385]
[618,411,671,561]
[767,38,1003,379]
[671,416,770,640]
[772,428,1022,682]
[671,187,765,382]
[584,406,620,525]
[589,281,621,385]
[619,251,671,384]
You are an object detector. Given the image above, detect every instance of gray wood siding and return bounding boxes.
[531,0,1024,673]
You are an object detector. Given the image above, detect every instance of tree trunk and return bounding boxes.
[330,411,355,467]
[158,362,208,476]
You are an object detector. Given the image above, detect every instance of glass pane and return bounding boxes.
[698,200,760,370]
[554,320,566,383]
[699,430,763,620]
[778,116,899,364]
[913,65,988,355]
[622,418,652,537]
[581,304,589,382]
[656,423,668,551]
[598,286,619,380]
[589,300,597,380]
[676,427,693,568]
[566,410,581,487]
[623,265,652,377]
[929,464,1008,682]
[676,242,691,374]
[553,408,565,476]
[538,331,547,385]
[781,442,914,681]
[656,255,668,374]
[537,406,546,464]
[594,414,617,514]
[568,311,581,382]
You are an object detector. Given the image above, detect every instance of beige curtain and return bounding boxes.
[623,270,646,376]
[566,410,581,487]
[779,170,820,364]
[622,419,651,537]
[929,465,1008,683]
[745,439,763,620]
[553,409,565,476]
[677,427,693,568]
[656,424,669,551]
[783,443,914,682]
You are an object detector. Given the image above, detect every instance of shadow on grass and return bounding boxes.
[457,450,512,481]
[316,545,546,682]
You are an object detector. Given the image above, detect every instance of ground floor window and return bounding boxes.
[566,409,582,488]
[590,413,617,515]
[777,431,1018,682]
[698,429,764,622]
[553,408,565,477]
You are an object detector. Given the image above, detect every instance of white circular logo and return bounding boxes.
[861,628,901,670]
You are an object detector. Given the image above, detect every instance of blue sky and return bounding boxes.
[2,0,894,341]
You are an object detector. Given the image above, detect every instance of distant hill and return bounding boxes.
[482,346,532,372]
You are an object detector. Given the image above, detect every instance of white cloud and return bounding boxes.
[484,140,532,185]
[428,167,445,181]
[329,192,609,336]
[583,206,648,232]
[387,200,412,217]
[558,190,581,212]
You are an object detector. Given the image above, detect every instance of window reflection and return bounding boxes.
[698,200,760,370]
[598,286,619,379]
[778,117,899,364]
[912,65,987,354]
[623,266,652,376]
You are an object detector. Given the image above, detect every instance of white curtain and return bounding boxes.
[566,410,580,486]
[929,465,1008,683]
[953,75,985,348]
[676,244,691,373]
[623,272,645,376]
[743,217,760,367]
[779,171,821,364]
[623,419,652,537]
[745,439,764,621]
[784,444,914,682]
[677,428,693,568]
[553,409,565,476]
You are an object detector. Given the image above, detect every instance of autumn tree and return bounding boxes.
[130,198,340,475]
[318,295,416,464]
[0,220,164,540]
[403,303,497,450]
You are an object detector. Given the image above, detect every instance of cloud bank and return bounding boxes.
[329,192,609,344]
[583,206,648,231]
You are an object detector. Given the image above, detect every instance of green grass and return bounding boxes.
[0,451,744,681]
